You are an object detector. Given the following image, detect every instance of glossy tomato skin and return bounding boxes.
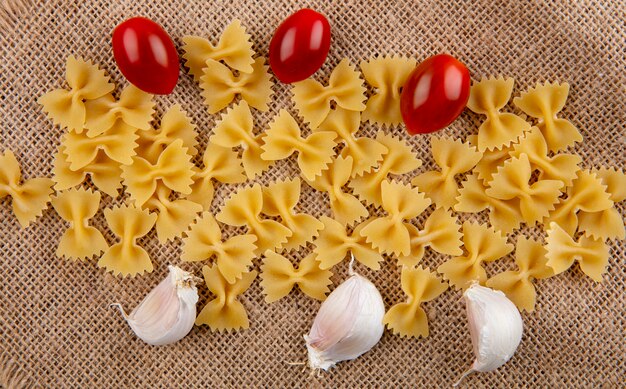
[269,9,331,84]
[400,54,470,135]
[112,17,179,95]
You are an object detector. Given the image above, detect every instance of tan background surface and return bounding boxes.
[1,0,624,387]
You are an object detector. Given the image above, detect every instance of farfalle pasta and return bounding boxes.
[62,121,138,171]
[260,251,332,303]
[360,55,417,126]
[313,217,382,270]
[486,154,563,225]
[545,170,613,235]
[398,208,463,268]
[145,185,203,243]
[51,188,108,260]
[360,180,431,256]
[53,146,123,197]
[121,139,195,207]
[437,222,514,290]
[545,222,608,282]
[261,110,337,181]
[136,104,199,163]
[187,142,246,210]
[261,178,324,251]
[182,19,255,80]
[486,236,553,312]
[350,131,421,207]
[455,173,524,233]
[466,76,530,151]
[98,205,157,277]
[411,137,483,209]
[216,184,292,253]
[513,81,581,152]
[383,266,448,338]
[182,212,257,283]
[210,101,272,179]
[83,84,155,137]
[38,55,114,132]
[0,150,54,227]
[292,58,366,129]
[304,156,369,226]
[577,167,626,240]
[318,108,388,176]
[195,264,257,332]
[200,57,273,113]
[510,127,581,187]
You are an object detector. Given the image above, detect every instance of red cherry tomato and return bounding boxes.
[400,54,470,135]
[269,9,331,84]
[112,17,179,95]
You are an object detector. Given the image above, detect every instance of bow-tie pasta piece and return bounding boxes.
[98,205,157,277]
[412,137,483,209]
[53,146,123,197]
[136,104,199,163]
[467,76,531,151]
[513,81,581,152]
[437,222,514,290]
[200,57,273,114]
[187,142,246,210]
[318,108,388,176]
[261,110,337,181]
[467,134,516,183]
[545,222,609,282]
[304,156,369,226]
[182,212,257,283]
[83,84,155,137]
[260,251,333,303]
[51,188,108,260]
[350,131,421,207]
[545,170,613,236]
[261,178,324,251]
[292,58,366,129]
[62,121,139,171]
[455,173,523,233]
[486,154,563,225]
[486,236,554,312]
[510,127,581,187]
[144,185,203,243]
[398,208,463,268]
[360,180,431,257]
[196,264,258,331]
[122,139,195,207]
[210,101,272,179]
[577,167,626,240]
[383,266,448,338]
[38,55,114,132]
[313,217,383,270]
[183,19,255,80]
[216,184,292,253]
[0,150,54,227]
[360,55,417,126]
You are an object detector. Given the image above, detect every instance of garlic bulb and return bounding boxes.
[454,283,523,386]
[304,260,385,370]
[111,266,199,346]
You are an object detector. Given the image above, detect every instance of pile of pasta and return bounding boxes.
[3,19,623,337]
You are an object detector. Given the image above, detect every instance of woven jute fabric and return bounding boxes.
[0,0,624,387]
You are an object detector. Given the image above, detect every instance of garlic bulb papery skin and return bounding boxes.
[111,266,199,346]
[304,262,385,371]
[454,283,524,386]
